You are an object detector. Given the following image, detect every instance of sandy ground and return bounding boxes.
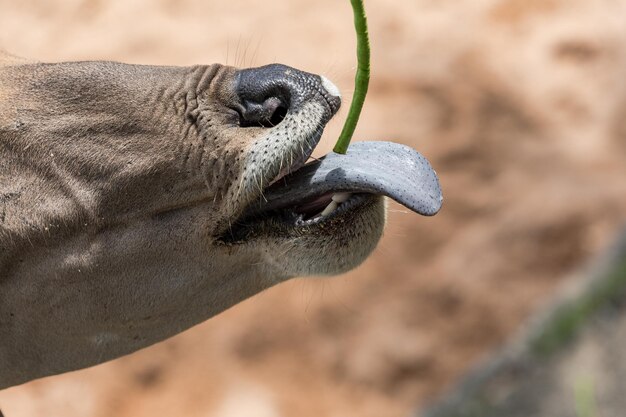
[1,0,626,416]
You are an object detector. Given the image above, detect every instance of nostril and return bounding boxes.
[268,104,288,127]
[239,96,289,128]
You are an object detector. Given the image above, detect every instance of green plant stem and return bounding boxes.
[333,0,370,154]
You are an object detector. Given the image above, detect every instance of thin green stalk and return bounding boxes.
[333,0,370,154]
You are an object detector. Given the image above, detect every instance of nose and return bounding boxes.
[234,64,341,128]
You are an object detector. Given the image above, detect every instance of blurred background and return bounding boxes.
[1,0,626,416]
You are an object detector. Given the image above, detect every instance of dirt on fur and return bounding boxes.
[1,1,626,416]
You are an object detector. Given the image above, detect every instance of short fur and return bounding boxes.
[0,51,385,388]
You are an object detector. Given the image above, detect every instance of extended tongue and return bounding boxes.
[260,141,443,216]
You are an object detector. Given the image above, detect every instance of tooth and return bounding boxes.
[332,192,351,203]
[320,201,338,217]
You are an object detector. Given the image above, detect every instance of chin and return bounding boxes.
[220,195,386,277]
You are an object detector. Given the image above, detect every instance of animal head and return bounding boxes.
[0,53,440,388]
[0,58,386,278]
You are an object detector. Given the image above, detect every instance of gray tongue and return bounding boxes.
[260,141,443,216]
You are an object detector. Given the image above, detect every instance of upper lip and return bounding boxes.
[268,89,340,186]
[315,85,341,115]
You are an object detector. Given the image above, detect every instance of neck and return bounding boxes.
[0,60,282,388]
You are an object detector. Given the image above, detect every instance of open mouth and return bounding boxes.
[220,141,443,243]
[290,191,366,223]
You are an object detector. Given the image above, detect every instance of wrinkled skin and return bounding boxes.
[0,51,385,389]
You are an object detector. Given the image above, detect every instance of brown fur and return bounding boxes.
[0,52,385,388]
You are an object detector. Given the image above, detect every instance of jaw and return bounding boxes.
[219,195,386,277]
[216,141,442,278]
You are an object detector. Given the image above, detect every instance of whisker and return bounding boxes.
[225,39,230,66]
[251,35,264,67]
[234,35,242,67]
[242,37,251,68]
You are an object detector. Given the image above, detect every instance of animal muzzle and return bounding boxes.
[233,64,341,128]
